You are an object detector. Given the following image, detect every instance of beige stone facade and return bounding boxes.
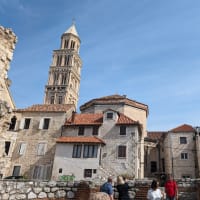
[8,104,75,179]
[52,108,143,180]
[0,26,17,178]
[44,24,82,108]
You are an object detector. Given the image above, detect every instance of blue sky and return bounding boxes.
[1,0,200,131]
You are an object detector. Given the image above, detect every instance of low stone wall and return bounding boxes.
[0,179,199,200]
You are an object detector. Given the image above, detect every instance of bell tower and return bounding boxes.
[44,23,82,108]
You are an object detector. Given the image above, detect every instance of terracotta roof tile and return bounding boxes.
[169,124,195,132]
[65,113,103,125]
[65,112,138,126]
[80,94,148,115]
[147,131,166,140]
[16,104,75,112]
[56,136,105,144]
[117,113,137,124]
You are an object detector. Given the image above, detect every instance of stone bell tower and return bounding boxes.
[44,23,82,108]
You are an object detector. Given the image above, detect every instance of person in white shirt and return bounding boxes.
[147,180,163,200]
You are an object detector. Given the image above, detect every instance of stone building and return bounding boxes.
[44,23,82,108]
[145,124,200,179]
[80,94,148,178]
[0,26,17,178]
[8,104,75,179]
[52,108,142,180]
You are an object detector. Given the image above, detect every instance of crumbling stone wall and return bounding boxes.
[0,25,17,109]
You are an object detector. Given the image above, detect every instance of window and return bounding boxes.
[72,144,82,158]
[181,152,188,160]
[78,126,84,136]
[180,137,187,144]
[43,118,50,129]
[84,169,92,178]
[37,143,46,156]
[9,116,17,130]
[32,165,51,180]
[151,161,157,173]
[50,96,54,104]
[19,143,27,155]
[23,118,31,129]
[118,145,126,158]
[12,166,21,176]
[39,118,50,130]
[106,112,113,119]
[5,141,11,155]
[92,127,99,135]
[83,145,98,158]
[58,96,63,104]
[120,126,126,135]
[59,168,62,173]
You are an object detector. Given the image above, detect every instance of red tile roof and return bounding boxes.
[65,112,138,126]
[147,131,166,140]
[80,94,148,116]
[56,136,105,144]
[65,113,103,125]
[169,124,195,132]
[16,104,75,112]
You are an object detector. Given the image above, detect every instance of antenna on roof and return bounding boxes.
[72,18,76,25]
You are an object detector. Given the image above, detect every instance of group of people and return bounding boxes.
[100,174,178,200]
[147,174,178,200]
[100,176,130,200]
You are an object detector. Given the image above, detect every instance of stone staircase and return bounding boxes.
[134,185,149,200]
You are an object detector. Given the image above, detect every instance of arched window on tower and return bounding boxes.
[50,96,55,104]
[56,56,62,66]
[61,73,67,85]
[9,116,17,131]
[65,55,70,65]
[64,40,69,49]
[58,96,63,104]
[70,41,75,49]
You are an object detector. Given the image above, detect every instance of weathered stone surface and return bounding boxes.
[55,190,66,198]
[51,187,59,192]
[28,192,37,199]
[89,192,110,200]
[33,187,42,194]
[48,192,55,198]
[66,190,75,198]
[16,194,26,199]
[38,191,47,198]
[43,187,50,192]
[2,193,9,199]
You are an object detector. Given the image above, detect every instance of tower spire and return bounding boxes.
[44,24,82,108]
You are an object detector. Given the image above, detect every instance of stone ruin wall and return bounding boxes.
[0,25,17,110]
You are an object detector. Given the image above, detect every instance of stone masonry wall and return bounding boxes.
[0,26,17,109]
[0,179,198,200]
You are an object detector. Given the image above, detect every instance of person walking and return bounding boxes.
[116,175,130,200]
[147,180,163,200]
[100,177,114,200]
[164,174,178,200]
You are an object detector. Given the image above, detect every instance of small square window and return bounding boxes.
[118,145,126,158]
[84,169,92,178]
[106,112,113,119]
[181,152,188,160]
[120,126,126,135]
[92,127,99,135]
[78,126,84,136]
[59,168,62,173]
[180,137,187,144]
